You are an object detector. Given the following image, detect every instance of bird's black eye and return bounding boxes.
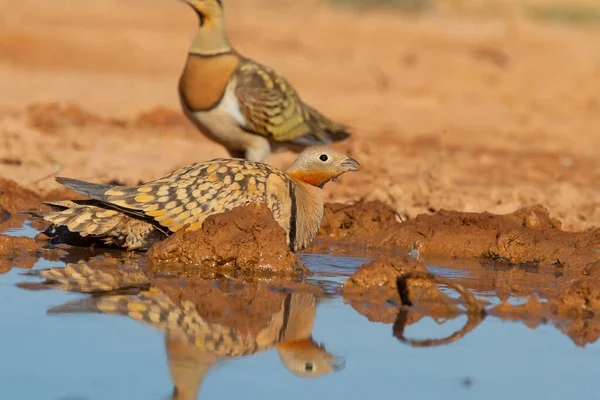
[305,362,314,372]
[319,154,328,162]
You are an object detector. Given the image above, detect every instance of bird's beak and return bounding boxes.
[329,355,346,372]
[341,158,360,172]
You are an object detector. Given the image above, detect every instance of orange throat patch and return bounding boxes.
[288,170,333,188]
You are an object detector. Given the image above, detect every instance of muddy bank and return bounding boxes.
[0,234,65,273]
[0,177,42,216]
[145,204,308,277]
[319,201,600,269]
[0,176,83,214]
[341,257,464,323]
[344,254,600,347]
[0,176,84,231]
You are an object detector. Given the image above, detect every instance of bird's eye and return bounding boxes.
[319,154,328,162]
[305,362,314,372]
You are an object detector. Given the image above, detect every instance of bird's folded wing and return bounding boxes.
[235,62,330,144]
[97,160,278,232]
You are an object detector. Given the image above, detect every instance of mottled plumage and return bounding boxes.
[178,0,350,161]
[30,147,359,251]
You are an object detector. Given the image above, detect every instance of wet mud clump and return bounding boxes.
[0,177,84,231]
[146,204,309,277]
[0,177,42,216]
[320,201,600,269]
[318,201,402,245]
[0,234,65,273]
[342,257,461,323]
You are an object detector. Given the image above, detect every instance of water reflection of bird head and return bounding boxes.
[165,290,345,400]
[276,338,345,378]
[274,292,346,378]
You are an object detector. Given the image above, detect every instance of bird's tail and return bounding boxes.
[29,200,127,237]
[305,104,351,143]
[55,177,114,201]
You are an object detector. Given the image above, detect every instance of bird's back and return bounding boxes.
[58,158,293,234]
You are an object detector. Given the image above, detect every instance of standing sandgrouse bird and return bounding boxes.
[177,0,351,161]
[31,147,359,251]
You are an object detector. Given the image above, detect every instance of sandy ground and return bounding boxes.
[1,0,600,231]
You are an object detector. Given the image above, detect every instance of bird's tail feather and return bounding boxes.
[293,104,351,145]
[55,177,114,201]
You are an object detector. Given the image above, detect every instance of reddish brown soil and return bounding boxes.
[319,201,600,269]
[145,204,309,277]
[1,0,599,232]
[0,176,85,232]
[0,234,65,273]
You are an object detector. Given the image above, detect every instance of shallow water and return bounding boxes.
[1,225,600,400]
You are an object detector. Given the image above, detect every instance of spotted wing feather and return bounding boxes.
[234,62,350,145]
[86,159,290,233]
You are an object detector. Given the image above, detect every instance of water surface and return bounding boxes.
[1,225,598,400]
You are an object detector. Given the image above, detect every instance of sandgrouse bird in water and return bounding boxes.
[177,0,351,162]
[31,147,359,251]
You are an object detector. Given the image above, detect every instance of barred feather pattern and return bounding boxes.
[235,61,349,145]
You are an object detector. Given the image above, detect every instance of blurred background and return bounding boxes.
[1,0,599,230]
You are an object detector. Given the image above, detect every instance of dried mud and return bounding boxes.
[145,204,309,277]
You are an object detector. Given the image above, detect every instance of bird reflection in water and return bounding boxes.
[34,273,345,400]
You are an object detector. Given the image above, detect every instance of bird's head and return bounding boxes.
[179,0,224,27]
[286,147,360,188]
[276,338,346,378]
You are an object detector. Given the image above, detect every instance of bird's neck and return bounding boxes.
[290,179,324,252]
[287,170,332,189]
[189,16,232,56]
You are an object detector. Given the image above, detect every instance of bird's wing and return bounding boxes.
[57,159,288,233]
[234,62,350,145]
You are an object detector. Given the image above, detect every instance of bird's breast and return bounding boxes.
[179,53,240,111]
